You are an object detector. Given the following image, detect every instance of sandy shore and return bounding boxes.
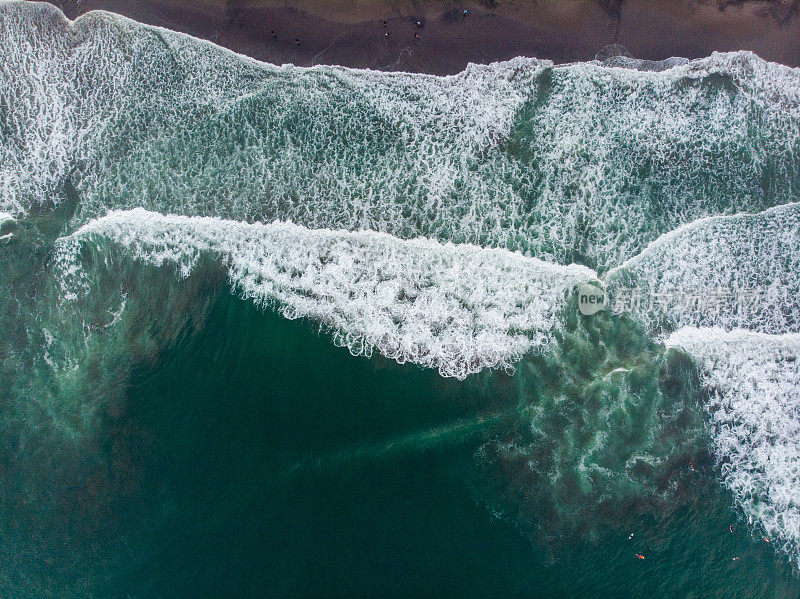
[47,0,800,73]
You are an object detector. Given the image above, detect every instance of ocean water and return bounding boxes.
[2,1,800,596]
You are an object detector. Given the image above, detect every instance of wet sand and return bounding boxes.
[48,0,800,73]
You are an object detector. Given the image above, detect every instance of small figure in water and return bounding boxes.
[295,38,301,46]
[271,30,277,39]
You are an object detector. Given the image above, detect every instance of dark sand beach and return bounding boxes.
[48,0,800,72]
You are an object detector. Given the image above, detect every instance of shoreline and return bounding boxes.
[45,0,800,74]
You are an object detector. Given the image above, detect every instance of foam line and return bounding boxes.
[58,208,595,379]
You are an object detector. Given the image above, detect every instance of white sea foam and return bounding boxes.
[605,202,800,334]
[667,327,800,560]
[0,3,138,217]
[0,210,15,242]
[596,54,691,72]
[57,209,595,379]
[0,2,544,227]
[3,2,800,270]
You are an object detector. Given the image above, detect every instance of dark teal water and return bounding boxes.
[1,253,795,597]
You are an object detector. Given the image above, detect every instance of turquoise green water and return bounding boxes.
[3,2,800,596]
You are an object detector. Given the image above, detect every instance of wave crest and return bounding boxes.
[57,209,594,379]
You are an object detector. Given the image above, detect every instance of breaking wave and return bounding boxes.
[56,208,593,379]
[667,328,800,559]
[606,202,800,335]
[606,200,800,558]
